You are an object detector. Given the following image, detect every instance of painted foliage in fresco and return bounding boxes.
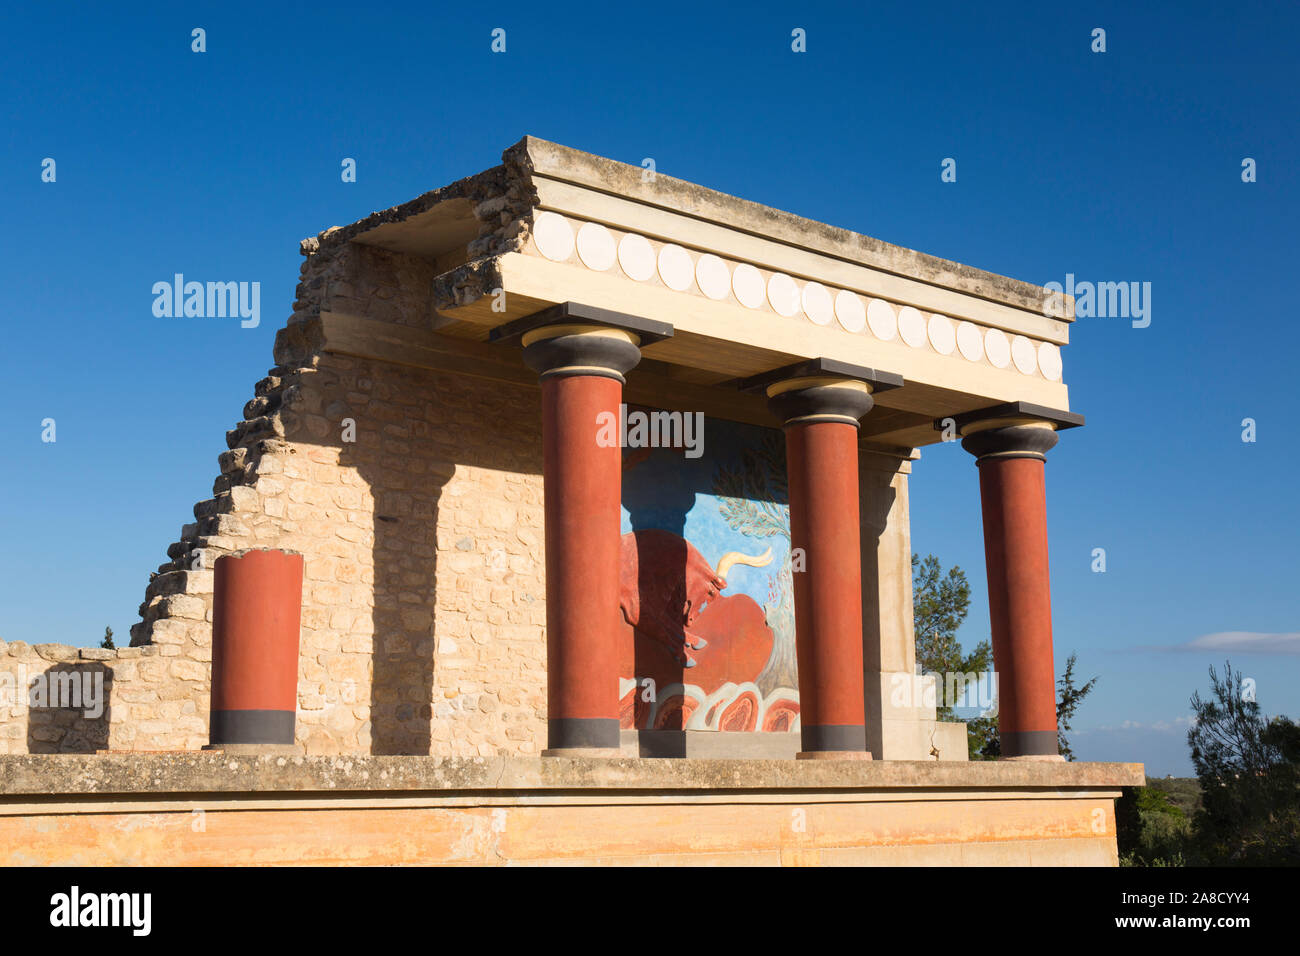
[618,412,798,732]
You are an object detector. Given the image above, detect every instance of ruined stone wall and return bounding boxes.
[0,165,554,756]
[3,337,549,758]
[119,341,550,757]
[100,160,548,758]
[0,640,205,754]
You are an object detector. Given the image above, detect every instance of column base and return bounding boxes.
[541,747,625,758]
[796,750,874,761]
[202,743,305,756]
[999,754,1066,762]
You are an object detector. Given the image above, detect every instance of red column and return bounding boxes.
[961,420,1062,759]
[540,373,623,752]
[208,548,304,748]
[523,325,642,754]
[769,377,877,759]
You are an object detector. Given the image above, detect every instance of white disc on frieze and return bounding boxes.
[835,290,865,332]
[768,273,800,317]
[1011,335,1037,374]
[696,254,731,300]
[928,314,956,354]
[985,328,1011,368]
[956,321,984,361]
[802,282,833,325]
[575,222,616,271]
[1038,342,1063,381]
[898,306,926,347]
[533,211,575,262]
[617,233,656,281]
[866,299,897,341]
[658,244,695,291]
[733,264,766,309]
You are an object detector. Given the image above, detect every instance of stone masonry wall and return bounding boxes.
[0,640,204,754]
[117,341,549,757]
[1,346,549,758]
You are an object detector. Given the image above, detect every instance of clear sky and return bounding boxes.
[2,2,1296,775]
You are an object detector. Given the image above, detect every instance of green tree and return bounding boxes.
[965,713,1000,760]
[911,554,992,754]
[1116,785,1191,866]
[1055,652,1099,760]
[912,554,972,690]
[100,626,115,650]
[1187,662,1300,865]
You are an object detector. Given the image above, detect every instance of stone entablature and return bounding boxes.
[317,136,1076,452]
[519,210,1065,385]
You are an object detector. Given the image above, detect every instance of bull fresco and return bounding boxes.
[618,411,798,733]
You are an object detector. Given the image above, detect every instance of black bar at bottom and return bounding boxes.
[547,717,620,750]
[209,709,296,745]
[800,723,868,752]
[1000,729,1059,757]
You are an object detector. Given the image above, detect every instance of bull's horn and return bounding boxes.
[715,546,774,580]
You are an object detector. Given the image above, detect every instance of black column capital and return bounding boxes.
[937,401,1083,463]
[736,357,902,428]
[767,377,876,427]
[489,302,672,384]
[520,324,643,383]
[960,421,1060,462]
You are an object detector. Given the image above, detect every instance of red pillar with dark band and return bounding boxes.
[522,324,643,754]
[961,420,1063,759]
[208,548,304,747]
[767,376,878,758]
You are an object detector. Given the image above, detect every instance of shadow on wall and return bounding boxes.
[859,460,899,678]
[319,359,543,755]
[620,419,797,733]
[362,469,448,757]
[624,455,697,723]
[859,457,900,761]
[27,663,112,754]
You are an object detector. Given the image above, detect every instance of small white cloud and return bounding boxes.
[1183,632,1300,655]
[1083,715,1196,733]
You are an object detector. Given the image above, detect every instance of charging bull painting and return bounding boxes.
[618,412,799,732]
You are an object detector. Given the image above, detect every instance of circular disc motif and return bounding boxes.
[732,264,766,309]
[1011,335,1038,374]
[696,254,731,300]
[928,314,956,354]
[1038,342,1063,381]
[767,273,800,317]
[835,291,865,332]
[985,328,1011,368]
[867,299,897,341]
[575,222,616,271]
[898,306,926,347]
[617,233,656,281]
[658,244,695,291]
[802,282,833,325]
[956,321,984,361]
[534,211,575,262]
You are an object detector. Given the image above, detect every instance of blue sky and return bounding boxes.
[2,2,1296,774]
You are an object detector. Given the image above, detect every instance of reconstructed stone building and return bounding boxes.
[0,138,1141,865]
